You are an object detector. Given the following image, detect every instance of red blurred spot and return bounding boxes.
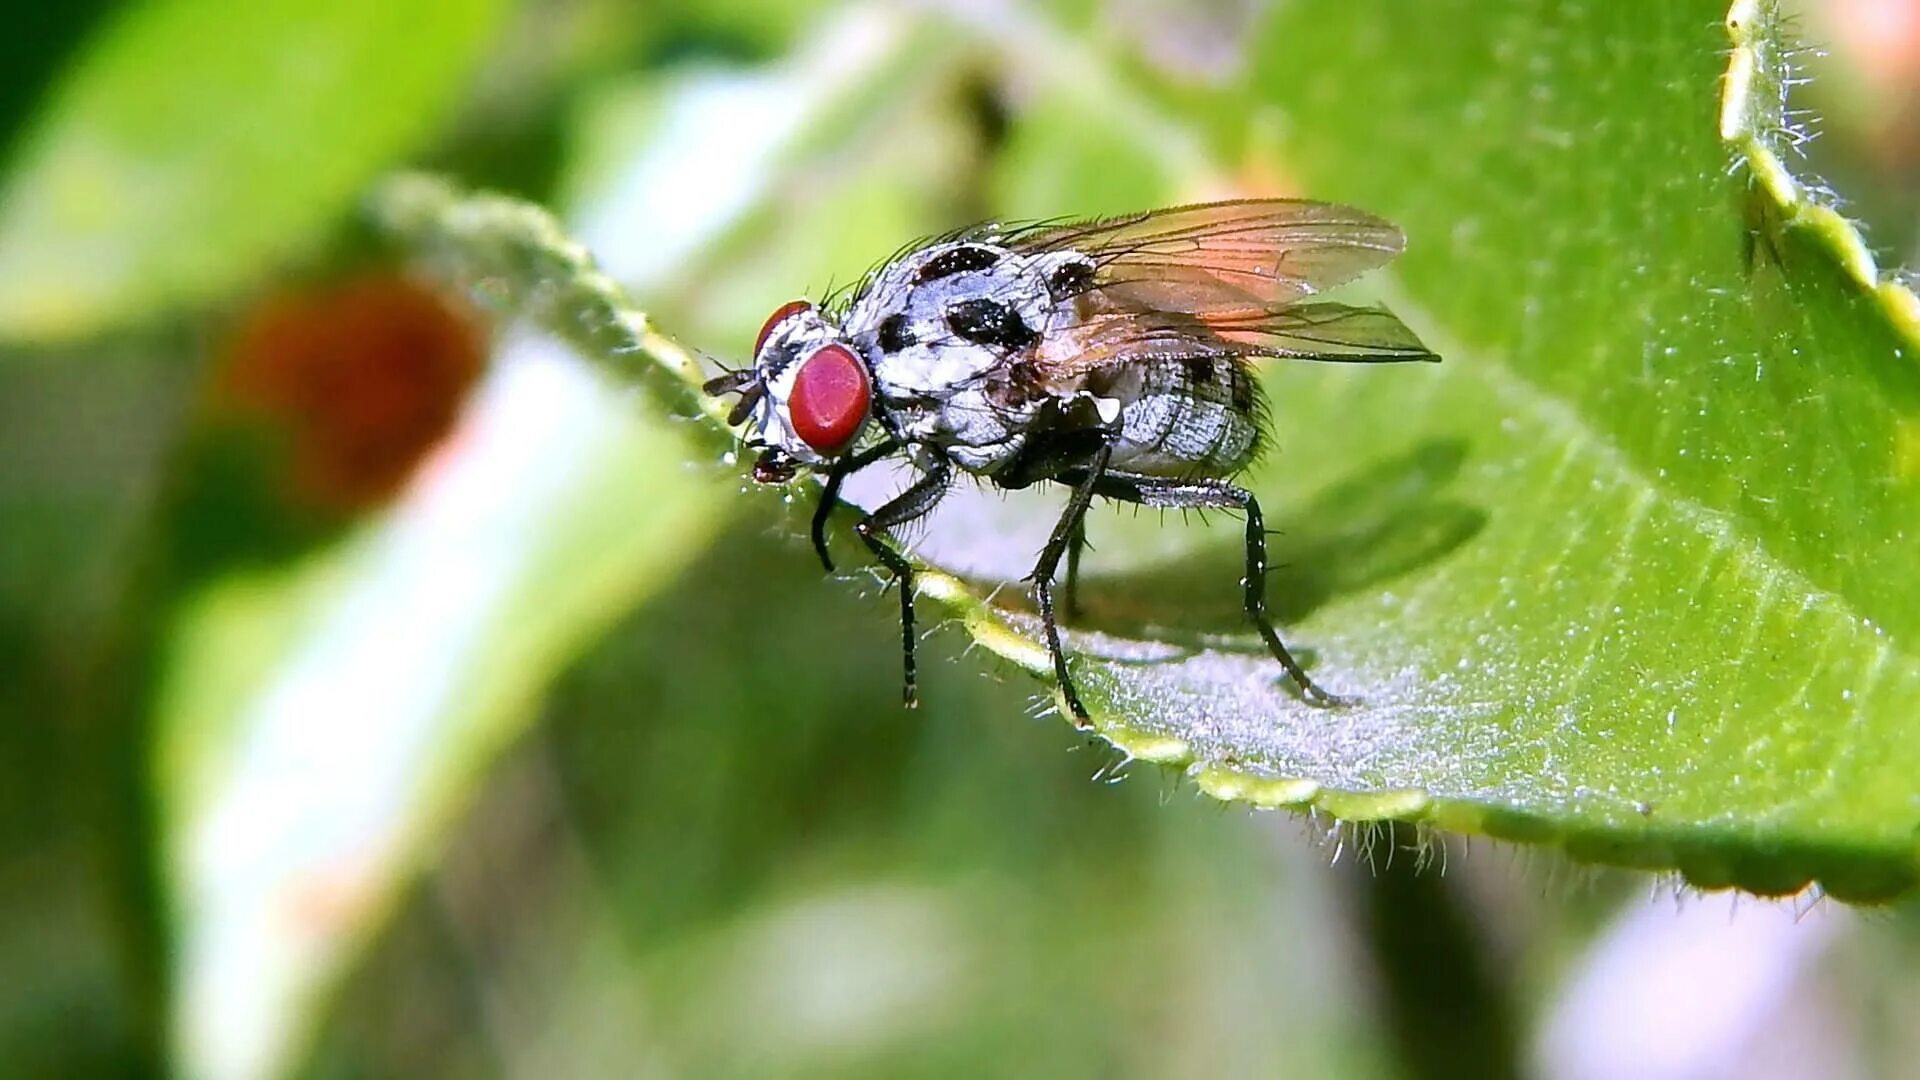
[1830,0,1920,95]
[220,274,486,513]
[1821,0,1920,170]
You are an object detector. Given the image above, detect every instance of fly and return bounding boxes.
[704,199,1439,727]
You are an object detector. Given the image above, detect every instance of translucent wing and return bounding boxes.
[1030,303,1439,381]
[1209,302,1439,361]
[1008,199,1407,310]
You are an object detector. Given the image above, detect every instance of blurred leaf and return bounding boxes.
[0,0,509,343]
[0,2,115,156]
[159,11,964,1076]
[988,91,1174,217]
[560,9,969,302]
[0,342,196,1075]
[158,342,731,1079]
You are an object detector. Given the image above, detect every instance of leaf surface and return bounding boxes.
[922,0,1920,900]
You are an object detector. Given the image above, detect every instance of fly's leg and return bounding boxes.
[1061,518,1087,621]
[1029,443,1113,728]
[994,427,1114,626]
[1231,488,1346,707]
[812,462,852,573]
[853,458,951,708]
[1061,471,1346,708]
[810,439,900,573]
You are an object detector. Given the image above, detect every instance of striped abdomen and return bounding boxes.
[1093,355,1261,479]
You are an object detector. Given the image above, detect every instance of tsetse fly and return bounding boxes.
[704,200,1438,726]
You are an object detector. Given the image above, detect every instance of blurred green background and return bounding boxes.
[5,1,1920,1077]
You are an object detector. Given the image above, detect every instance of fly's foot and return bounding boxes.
[1295,677,1353,709]
[1059,678,1093,729]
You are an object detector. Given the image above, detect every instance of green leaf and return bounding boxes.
[944,0,1920,900]
[383,0,1920,901]
[0,0,508,342]
[1222,0,1920,898]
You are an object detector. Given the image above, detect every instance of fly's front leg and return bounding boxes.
[1028,443,1113,728]
[812,463,853,574]
[1070,472,1345,708]
[810,439,900,573]
[853,457,951,708]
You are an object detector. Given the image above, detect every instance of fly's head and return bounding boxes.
[703,299,875,484]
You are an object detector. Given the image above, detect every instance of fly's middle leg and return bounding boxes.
[1057,471,1347,709]
[1028,443,1113,728]
[810,439,901,573]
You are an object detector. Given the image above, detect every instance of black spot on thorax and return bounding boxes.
[915,244,1001,283]
[1047,258,1096,299]
[945,298,1039,351]
[877,313,915,352]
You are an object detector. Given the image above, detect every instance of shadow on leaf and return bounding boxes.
[1012,438,1487,653]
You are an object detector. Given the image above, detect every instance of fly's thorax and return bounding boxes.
[883,381,1038,473]
[836,239,1096,475]
[849,240,1085,400]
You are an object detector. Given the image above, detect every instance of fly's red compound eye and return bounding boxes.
[787,343,869,454]
[755,299,813,357]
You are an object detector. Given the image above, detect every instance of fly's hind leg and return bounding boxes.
[1060,471,1346,708]
[853,457,951,708]
[1230,488,1347,707]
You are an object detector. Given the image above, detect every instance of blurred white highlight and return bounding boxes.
[177,337,630,1080]
[1536,892,1851,1080]
[172,8,927,1077]
[574,8,907,287]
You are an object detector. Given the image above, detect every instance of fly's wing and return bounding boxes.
[1004,199,1437,380]
[1008,199,1408,311]
[1031,302,1438,381]
[1209,302,1439,361]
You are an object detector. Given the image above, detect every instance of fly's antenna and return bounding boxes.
[698,350,768,428]
[695,338,748,386]
[725,384,768,426]
[701,366,756,396]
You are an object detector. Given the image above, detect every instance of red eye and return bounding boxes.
[755,299,813,356]
[788,343,870,454]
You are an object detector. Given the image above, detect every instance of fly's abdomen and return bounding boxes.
[1104,356,1260,478]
